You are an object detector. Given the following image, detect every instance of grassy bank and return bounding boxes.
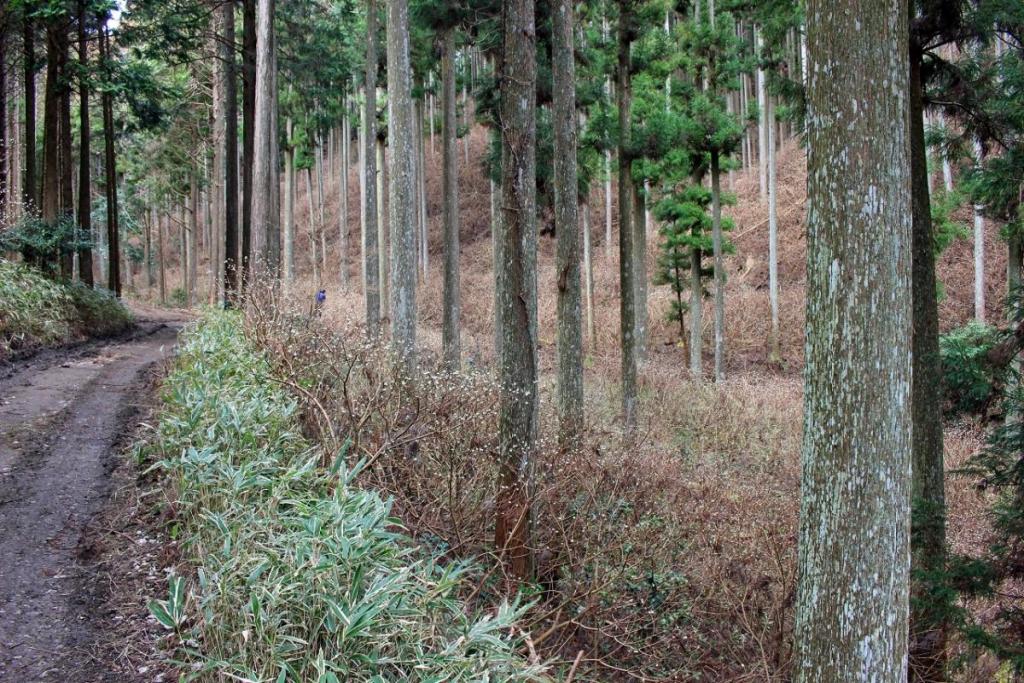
[142,312,544,682]
[0,259,133,361]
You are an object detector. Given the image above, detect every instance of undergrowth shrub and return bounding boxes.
[0,258,132,360]
[941,321,1004,416]
[243,288,797,680]
[142,311,545,682]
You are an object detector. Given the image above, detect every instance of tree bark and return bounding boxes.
[340,103,350,287]
[386,0,417,370]
[23,15,36,211]
[251,0,280,275]
[441,27,460,369]
[553,0,582,448]
[711,150,724,382]
[0,18,7,227]
[908,38,948,683]
[767,93,780,364]
[283,116,294,281]
[221,0,239,304]
[495,0,538,582]
[795,0,912,678]
[77,2,93,286]
[617,0,638,432]
[973,138,985,322]
[41,17,62,238]
[158,211,166,303]
[755,27,767,203]
[241,0,256,281]
[99,22,119,296]
[363,1,381,336]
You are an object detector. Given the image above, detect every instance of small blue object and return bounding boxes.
[316,289,326,303]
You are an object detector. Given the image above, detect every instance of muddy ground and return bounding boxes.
[0,319,182,682]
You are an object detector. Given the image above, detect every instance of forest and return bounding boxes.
[1,0,1024,681]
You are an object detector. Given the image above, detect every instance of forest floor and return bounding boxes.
[0,312,184,682]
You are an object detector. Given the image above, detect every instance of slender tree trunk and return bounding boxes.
[495,0,538,582]
[363,1,381,336]
[417,98,428,281]
[146,205,155,290]
[0,21,7,227]
[158,211,166,303]
[221,0,239,304]
[23,16,36,212]
[617,0,637,432]
[77,3,93,286]
[211,3,226,296]
[56,18,74,278]
[441,27,460,369]
[99,23,120,296]
[306,166,319,284]
[387,0,417,369]
[340,104,350,287]
[377,135,387,318]
[241,0,256,281]
[583,198,596,349]
[632,182,647,362]
[767,93,780,364]
[188,172,198,305]
[316,138,327,275]
[973,138,985,322]
[553,0,583,447]
[604,149,613,263]
[756,27,767,203]
[795,0,912,678]
[908,40,948,683]
[711,150,725,381]
[283,116,294,281]
[251,0,280,274]
[41,17,61,250]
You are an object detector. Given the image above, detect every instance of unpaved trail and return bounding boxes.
[0,321,181,682]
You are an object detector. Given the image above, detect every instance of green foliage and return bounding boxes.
[0,214,91,274]
[940,321,1004,415]
[143,313,546,682]
[0,259,133,360]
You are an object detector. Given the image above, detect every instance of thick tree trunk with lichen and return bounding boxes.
[387,0,417,370]
[908,39,947,683]
[495,0,537,582]
[553,0,583,447]
[441,27,460,370]
[617,0,637,432]
[251,0,280,274]
[795,0,913,679]
[363,1,380,336]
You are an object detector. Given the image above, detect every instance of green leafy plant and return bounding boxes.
[940,321,1004,416]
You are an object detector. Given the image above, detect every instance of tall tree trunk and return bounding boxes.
[755,27,767,203]
[495,0,538,582]
[340,103,350,287]
[417,98,428,281]
[188,172,198,305]
[241,0,256,281]
[553,0,582,448]
[41,17,62,263]
[795,0,912,678]
[77,2,93,286]
[604,148,613,263]
[0,19,7,227]
[386,0,417,370]
[23,16,36,211]
[440,28,460,368]
[583,197,596,348]
[158,211,166,303]
[711,150,724,381]
[306,166,318,284]
[363,0,381,336]
[632,181,646,362]
[973,138,985,322]
[58,20,74,278]
[251,0,279,274]
[908,39,947,683]
[376,135,387,318]
[99,22,120,296]
[617,0,637,432]
[146,205,155,290]
[767,94,780,364]
[221,0,239,304]
[283,116,294,281]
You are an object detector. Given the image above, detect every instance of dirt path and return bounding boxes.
[0,321,181,682]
